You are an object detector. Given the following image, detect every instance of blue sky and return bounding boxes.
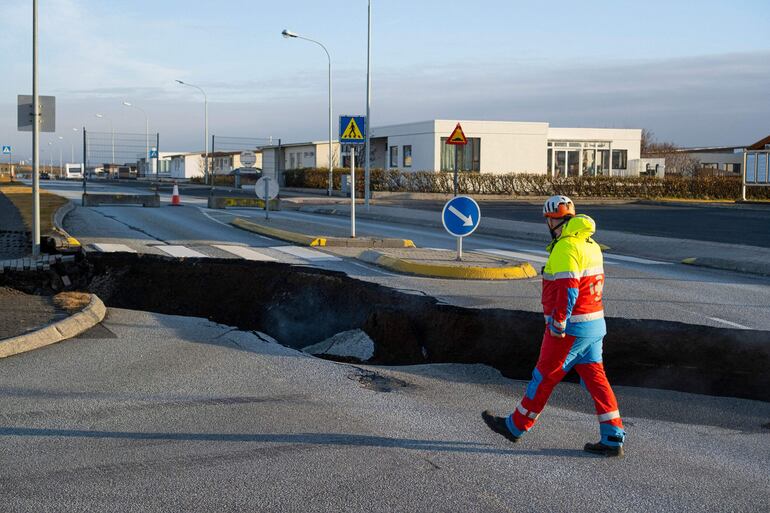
[1,0,769,160]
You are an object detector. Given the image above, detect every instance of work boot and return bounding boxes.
[481,410,520,444]
[584,441,624,457]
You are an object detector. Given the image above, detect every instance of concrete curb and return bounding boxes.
[0,294,106,358]
[359,250,538,280]
[682,257,770,277]
[231,217,415,248]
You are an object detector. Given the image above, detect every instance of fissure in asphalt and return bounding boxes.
[2,252,768,403]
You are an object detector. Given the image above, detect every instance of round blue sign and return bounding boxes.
[442,196,481,237]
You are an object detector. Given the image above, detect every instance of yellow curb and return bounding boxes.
[0,294,106,358]
[66,236,81,247]
[231,217,322,246]
[231,217,415,248]
[598,243,611,251]
[368,253,538,280]
[681,258,697,265]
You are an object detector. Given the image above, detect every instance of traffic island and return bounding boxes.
[231,217,414,248]
[359,248,538,280]
[0,289,106,358]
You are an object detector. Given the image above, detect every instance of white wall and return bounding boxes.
[170,154,202,179]
[373,120,551,173]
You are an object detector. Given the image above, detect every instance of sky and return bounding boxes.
[1,0,769,161]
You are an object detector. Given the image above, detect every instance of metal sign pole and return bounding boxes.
[32,0,40,257]
[264,177,270,220]
[453,145,459,197]
[351,147,356,238]
[457,236,463,262]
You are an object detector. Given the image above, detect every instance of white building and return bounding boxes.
[370,120,642,176]
[168,152,204,179]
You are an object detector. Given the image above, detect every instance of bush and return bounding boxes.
[283,168,770,200]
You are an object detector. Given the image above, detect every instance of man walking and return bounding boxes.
[482,195,626,457]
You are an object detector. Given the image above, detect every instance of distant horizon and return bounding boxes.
[2,0,769,160]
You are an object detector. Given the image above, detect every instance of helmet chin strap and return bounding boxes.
[548,216,571,240]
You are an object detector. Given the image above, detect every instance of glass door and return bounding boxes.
[567,150,580,177]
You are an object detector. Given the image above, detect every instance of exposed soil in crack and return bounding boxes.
[2,252,769,402]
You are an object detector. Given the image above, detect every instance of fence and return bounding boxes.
[83,130,159,178]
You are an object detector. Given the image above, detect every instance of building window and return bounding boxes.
[440,138,481,172]
[390,146,398,168]
[403,145,412,167]
[612,149,628,170]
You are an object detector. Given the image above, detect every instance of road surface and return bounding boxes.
[0,308,767,512]
[34,179,770,331]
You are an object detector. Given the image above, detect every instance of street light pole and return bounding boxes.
[282,29,333,196]
[176,80,209,191]
[32,0,40,256]
[58,136,63,175]
[365,0,372,208]
[122,101,150,176]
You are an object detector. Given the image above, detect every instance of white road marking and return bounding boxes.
[603,254,672,265]
[705,316,752,330]
[157,245,208,258]
[91,243,137,253]
[476,248,548,264]
[270,246,342,262]
[198,207,274,241]
[212,245,277,262]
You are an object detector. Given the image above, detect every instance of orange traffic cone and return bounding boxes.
[171,183,181,206]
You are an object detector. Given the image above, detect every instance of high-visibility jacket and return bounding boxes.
[542,214,606,338]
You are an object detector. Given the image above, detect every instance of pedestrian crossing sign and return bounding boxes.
[1,146,10,155]
[446,123,468,145]
[339,115,366,145]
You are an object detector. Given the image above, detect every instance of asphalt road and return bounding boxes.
[85,179,770,247]
[36,179,770,331]
[1,308,767,512]
[378,199,770,248]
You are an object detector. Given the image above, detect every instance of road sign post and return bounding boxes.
[340,115,366,238]
[442,195,481,262]
[255,176,279,221]
[445,123,468,197]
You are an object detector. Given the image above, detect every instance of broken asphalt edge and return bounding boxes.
[0,293,106,358]
[230,217,415,248]
[359,250,538,280]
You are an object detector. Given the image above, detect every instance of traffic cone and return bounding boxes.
[171,183,181,206]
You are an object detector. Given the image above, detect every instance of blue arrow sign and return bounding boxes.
[442,195,481,237]
[1,146,10,155]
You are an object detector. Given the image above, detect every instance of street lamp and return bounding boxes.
[282,28,334,196]
[176,80,209,189]
[95,113,114,164]
[122,101,150,177]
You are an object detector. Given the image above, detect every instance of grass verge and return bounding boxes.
[0,182,69,235]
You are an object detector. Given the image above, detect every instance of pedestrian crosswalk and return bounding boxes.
[88,241,671,269]
[89,242,341,265]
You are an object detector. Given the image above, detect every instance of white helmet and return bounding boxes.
[543,195,576,219]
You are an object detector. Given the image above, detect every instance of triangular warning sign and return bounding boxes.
[342,118,364,140]
[446,123,468,145]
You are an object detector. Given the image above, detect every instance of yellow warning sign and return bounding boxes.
[446,123,468,145]
[341,117,364,141]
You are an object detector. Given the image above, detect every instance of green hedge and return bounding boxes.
[283,168,770,200]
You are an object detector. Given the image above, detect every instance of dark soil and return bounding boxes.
[2,252,769,402]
